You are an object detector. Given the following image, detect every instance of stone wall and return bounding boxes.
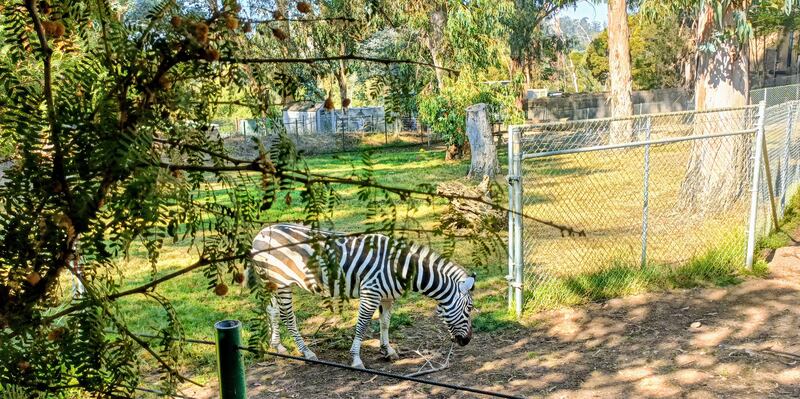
[525,88,692,122]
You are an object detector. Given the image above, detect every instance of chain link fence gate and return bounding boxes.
[507,100,800,316]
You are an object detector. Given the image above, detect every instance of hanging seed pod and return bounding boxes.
[233,272,245,284]
[271,27,287,41]
[204,47,220,61]
[342,98,351,108]
[18,361,31,372]
[225,15,239,30]
[214,283,229,296]
[158,75,172,90]
[41,20,65,38]
[170,15,182,28]
[26,271,41,286]
[324,97,334,110]
[194,22,209,44]
[272,10,283,20]
[52,21,65,38]
[47,327,66,341]
[242,22,252,33]
[296,1,312,14]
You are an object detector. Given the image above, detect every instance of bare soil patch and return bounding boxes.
[186,252,800,399]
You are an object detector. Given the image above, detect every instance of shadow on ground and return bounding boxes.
[186,252,800,399]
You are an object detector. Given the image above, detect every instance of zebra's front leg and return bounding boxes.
[275,288,317,360]
[379,299,399,361]
[350,289,381,369]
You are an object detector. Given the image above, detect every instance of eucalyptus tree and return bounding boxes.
[606,0,633,142]
[504,0,576,89]
[638,0,800,209]
[0,0,509,396]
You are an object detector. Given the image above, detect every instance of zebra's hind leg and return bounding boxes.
[378,299,399,361]
[274,287,317,360]
[350,289,381,369]
[267,296,288,354]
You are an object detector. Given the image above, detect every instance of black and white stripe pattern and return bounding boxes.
[248,223,476,368]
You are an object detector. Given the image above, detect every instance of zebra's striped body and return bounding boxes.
[247,223,475,368]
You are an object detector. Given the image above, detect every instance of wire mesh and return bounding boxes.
[507,104,794,311]
[751,84,800,107]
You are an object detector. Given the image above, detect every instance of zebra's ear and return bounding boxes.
[460,276,475,293]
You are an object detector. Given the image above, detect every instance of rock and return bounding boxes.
[690,321,702,329]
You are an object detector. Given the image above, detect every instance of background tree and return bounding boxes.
[504,0,575,90]
[582,15,685,90]
[637,0,800,209]
[607,0,634,142]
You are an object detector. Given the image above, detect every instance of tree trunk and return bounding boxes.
[679,3,750,211]
[607,0,633,143]
[466,103,499,179]
[335,42,349,108]
[445,142,469,161]
[426,6,447,92]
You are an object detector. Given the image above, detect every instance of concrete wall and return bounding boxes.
[524,88,691,122]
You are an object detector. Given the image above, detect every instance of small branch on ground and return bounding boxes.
[405,344,453,378]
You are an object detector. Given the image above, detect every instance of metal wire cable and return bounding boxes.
[235,345,524,399]
[127,331,524,399]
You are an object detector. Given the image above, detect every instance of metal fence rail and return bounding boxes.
[507,99,800,316]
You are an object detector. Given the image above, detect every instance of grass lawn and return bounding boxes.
[114,145,514,384]
[105,142,784,385]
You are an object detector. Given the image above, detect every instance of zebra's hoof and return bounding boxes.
[272,344,288,355]
[351,360,365,369]
[381,347,400,361]
[302,350,318,361]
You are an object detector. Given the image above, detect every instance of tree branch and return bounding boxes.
[158,161,259,172]
[66,268,203,387]
[219,54,460,74]
[153,137,250,165]
[243,16,357,23]
[283,169,585,236]
[23,0,70,200]
[108,253,245,300]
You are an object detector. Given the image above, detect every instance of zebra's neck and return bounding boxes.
[404,245,467,301]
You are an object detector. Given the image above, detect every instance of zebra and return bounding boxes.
[245,223,476,368]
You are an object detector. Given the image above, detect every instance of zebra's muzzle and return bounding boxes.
[453,334,471,346]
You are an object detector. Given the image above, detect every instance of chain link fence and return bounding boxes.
[751,83,800,107]
[219,116,435,156]
[507,99,800,314]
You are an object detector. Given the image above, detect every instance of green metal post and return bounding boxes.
[215,320,246,399]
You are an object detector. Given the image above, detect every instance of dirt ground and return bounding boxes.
[187,248,800,399]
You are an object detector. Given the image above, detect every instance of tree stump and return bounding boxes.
[466,103,499,179]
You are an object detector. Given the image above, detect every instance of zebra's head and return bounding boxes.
[437,273,476,346]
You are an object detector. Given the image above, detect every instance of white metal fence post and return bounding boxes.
[512,128,524,317]
[640,116,652,268]
[746,101,768,270]
[781,102,795,216]
[507,128,515,312]
[506,126,524,316]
